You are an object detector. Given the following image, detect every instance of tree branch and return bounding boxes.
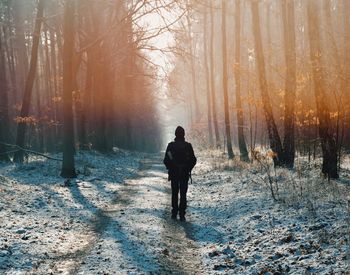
[0,142,63,161]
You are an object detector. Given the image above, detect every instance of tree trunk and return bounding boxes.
[13,0,44,163]
[251,0,283,166]
[56,25,64,144]
[49,28,60,148]
[234,0,249,162]
[323,0,346,169]
[204,2,214,147]
[12,0,29,102]
[94,62,109,152]
[36,84,44,152]
[281,0,296,168]
[2,24,17,106]
[221,0,234,159]
[79,50,94,150]
[307,0,338,179]
[60,0,77,178]
[343,0,350,131]
[0,31,11,161]
[209,3,221,147]
[186,13,200,123]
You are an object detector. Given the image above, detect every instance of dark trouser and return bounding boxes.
[171,179,188,217]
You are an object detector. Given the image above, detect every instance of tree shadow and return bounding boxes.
[179,220,224,244]
[62,168,163,272]
[1,155,165,273]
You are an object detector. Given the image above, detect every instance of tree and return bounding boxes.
[0,31,10,162]
[11,0,29,102]
[281,0,297,168]
[203,2,214,147]
[323,0,346,168]
[186,10,200,123]
[234,0,249,161]
[221,0,234,159]
[60,0,77,178]
[307,0,338,179]
[209,1,221,147]
[13,0,44,163]
[251,0,283,166]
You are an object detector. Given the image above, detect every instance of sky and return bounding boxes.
[134,1,187,144]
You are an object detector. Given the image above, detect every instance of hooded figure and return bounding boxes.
[163,126,196,221]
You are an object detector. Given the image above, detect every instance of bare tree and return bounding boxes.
[281,0,297,168]
[307,0,338,179]
[221,0,234,159]
[61,0,77,178]
[234,0,249,161]
[251,0,283,166]
[13,0,44,163]
[209,1,221,147]
[203,2,214,147]
[186,9,200,123]
[11,0,29,102]
[0,31,10,161]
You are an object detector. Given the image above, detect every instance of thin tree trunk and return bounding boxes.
[186,13,199,122]
[221,0,234,159]
[281,0,296,168]
[60,0,77,178]
[0,31,11,161]
[56,25,64,143]
[323,0,345,170]
[204,3,213,147]
[50,28,60,148]
[13,0,44,163]
[2,25,17,105]
[79,50,93,150]
[12,0,29,102]
[50,29,58,98]
[209,2,220,147]
[36,84,44,152]
[343,0,350,138]
[94,57,109,152]
[251,0,283,166]
[42,30,53,151]
[307,0,338,179]
[234,0,249,161]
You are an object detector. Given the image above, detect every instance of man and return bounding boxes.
[163,126,196,221]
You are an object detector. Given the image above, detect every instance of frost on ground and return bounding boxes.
[0,150,144,274]
[190,152,350,274]
[1,149,350,274]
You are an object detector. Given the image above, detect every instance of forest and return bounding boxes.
[1,0,350,274]
[169,0,350,180]
[0,0,163,177]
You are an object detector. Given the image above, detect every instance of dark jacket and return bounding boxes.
[163,140,196,182]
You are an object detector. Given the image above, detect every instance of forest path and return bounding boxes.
[75,156,204,274]
[2,153,349,274]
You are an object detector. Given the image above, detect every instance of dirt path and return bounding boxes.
[75,157,204,274]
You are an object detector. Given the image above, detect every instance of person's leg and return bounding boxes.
[171,180,179,218]
[179,180,188,220]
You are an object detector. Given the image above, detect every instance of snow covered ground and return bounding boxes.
[1,149,350,274]
[190,152,350,274]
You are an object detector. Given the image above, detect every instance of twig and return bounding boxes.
[0,142,62,161]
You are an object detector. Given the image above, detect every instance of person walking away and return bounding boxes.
[163,126,196,221]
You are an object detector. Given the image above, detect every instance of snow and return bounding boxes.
[0,149,349,274]
[190,152,350,274]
